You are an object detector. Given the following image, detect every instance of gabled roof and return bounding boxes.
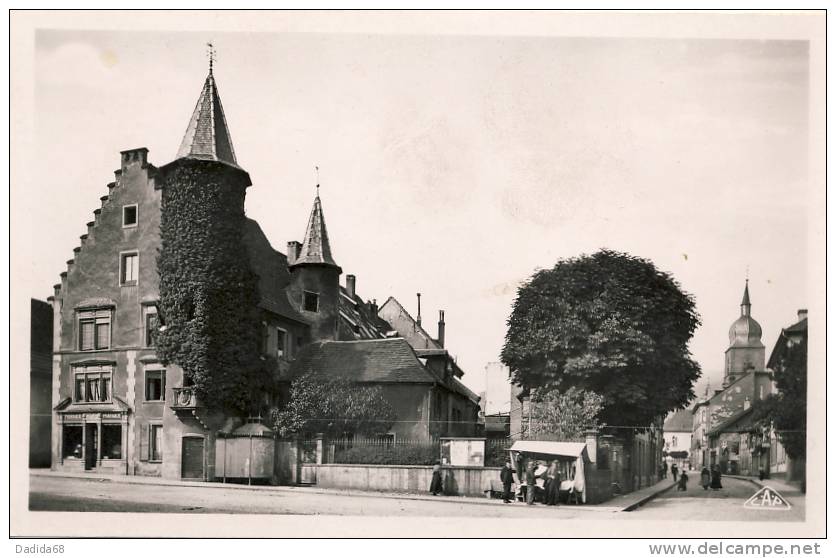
[707,406,755,436]
[175,70,239,168]
[784,317,808,334]
[338,287,389,340]
[288,338,436,384]
[664,409,693,433]
[378,296,442,350]
[292,194,340,270]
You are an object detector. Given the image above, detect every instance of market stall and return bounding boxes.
[508,440,591,504]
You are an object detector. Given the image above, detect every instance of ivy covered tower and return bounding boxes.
[723,280,765,387]
[287,189,342,341]
[155,60,265,418]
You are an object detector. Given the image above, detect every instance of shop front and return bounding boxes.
[54,398,131,474]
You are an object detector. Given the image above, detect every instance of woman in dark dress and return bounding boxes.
[429,460,443,495]
[700,467,711,490]
[544,460,560,506]
[710,464,723,489]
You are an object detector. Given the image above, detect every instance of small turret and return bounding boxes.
[288,189,342,341]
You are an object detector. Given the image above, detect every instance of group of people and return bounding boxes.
[661,460,724,492]
[500,457,562,505]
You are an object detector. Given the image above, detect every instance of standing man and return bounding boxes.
[671,462,679,483]
[662,460,668,479]
[525,461,537,505]
[500,459,515,503]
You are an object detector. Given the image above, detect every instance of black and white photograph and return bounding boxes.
[9,8,827,543]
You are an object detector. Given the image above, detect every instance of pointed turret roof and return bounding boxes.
[741,280,751,308]
[175,68,239,167]
[292,191,340,270]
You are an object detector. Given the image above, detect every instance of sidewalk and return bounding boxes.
[725,474,804,497]
[30,469,674,512]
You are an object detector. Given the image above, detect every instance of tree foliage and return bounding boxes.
[751,334,807,459]
[155,162,271,415]
[528,387,604,440]
[501,249,701,428]
[271,373,398,438]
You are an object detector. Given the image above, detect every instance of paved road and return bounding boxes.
[29,475,611,517]
[626,476,804,522]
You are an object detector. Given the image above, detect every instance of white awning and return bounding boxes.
[508,441,588,459]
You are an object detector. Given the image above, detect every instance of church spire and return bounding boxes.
[175,48,238,168]
[740,279,751,317]
[292,188,340,271]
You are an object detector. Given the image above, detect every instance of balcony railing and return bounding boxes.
[171,387,199,409]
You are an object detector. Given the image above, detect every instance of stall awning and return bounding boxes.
[509,441,588,459]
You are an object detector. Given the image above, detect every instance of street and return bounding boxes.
[626,476,805,522]
[29,474,803,522]
[29,475,608,517]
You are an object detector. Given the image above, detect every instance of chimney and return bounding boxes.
[437,310,446,348]
[346,274,356,299]
[120,147,149,171]
[416,293,422,327]
[797,308,808,321]
[369,298,378,316]
[287,241,301,266]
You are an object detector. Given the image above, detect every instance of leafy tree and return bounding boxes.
[527,387,604,440]
[271,373,397,438]
[751,335,807,459]
[155,161,270,415]
[501,249,701,429]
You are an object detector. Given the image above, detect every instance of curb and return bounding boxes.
[621,482,677,512]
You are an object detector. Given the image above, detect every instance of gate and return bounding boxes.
[182,436,205,479]
[298,437,318,485]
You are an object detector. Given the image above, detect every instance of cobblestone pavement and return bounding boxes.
[626,476,805,522]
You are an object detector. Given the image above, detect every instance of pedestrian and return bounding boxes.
[525,460,537,505]
[710,464,723,490]
[700,467,711,490]
[671,463,679,482]
[429,460,443,495]
[677,470,688,491]
[500,458,515,503]
[662,460,668,479]
[544,460,560,506]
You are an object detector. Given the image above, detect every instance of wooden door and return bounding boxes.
[182,437,205,479]
[84,424,97,470]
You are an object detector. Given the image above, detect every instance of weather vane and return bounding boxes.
[315,165,320,194]
[207,42,216,73]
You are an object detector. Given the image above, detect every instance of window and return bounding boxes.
[78,309,111,351]
[303,291,319,312]
[145,308,158,347]
[277,328,287,359]
[101,425,122,459]
[62,425,83,458]
[122,205,138,227]
[120,252,139,285]
[145,370,165,401]
[150,424,163,462]
[73,366,112,402]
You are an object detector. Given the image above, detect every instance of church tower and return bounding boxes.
[287,190,342,341]
[723,280,765,387]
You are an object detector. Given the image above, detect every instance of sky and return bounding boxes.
[24,29,811,397]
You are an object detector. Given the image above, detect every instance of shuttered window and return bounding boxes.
[139,424,149,461]
[79,320,95,350]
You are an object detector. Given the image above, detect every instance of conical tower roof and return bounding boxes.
[292,191,340,270]
[175,69,239,167]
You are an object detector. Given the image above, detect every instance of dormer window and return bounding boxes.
[304,291,319,313]
[122,204,138,228]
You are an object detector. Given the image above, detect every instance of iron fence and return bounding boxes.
[327,436,440,465]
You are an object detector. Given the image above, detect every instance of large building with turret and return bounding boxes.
[46,63,479,480]
[690,281,776,475]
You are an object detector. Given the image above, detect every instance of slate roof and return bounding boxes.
[287,338,436,384]
[707,406,755,436]
[784,317,808,334]
[242,218,307,324]
[292,194,340,269]
[176,70,238,167]
[664,409,693,433]
[338,288,389,340]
